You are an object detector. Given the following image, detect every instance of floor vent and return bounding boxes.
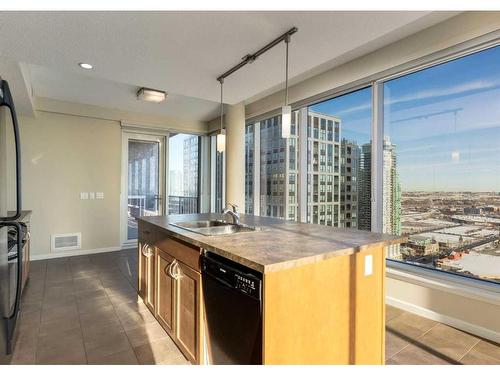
[51,233,81,251]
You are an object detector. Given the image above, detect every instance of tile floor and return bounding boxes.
[8,249,500,365]
[10,249,189,365]
[386,305,500,365]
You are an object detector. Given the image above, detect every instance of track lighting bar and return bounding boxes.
[216,27,298,83]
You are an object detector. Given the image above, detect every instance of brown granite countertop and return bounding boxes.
[137,213,406,273]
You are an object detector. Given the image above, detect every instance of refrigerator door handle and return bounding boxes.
[0,80,22,221]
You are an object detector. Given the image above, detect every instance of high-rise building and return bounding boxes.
[356,139,402,234]
[358,143,372,231]
[245,111,382,232]
[382,137,402,235]
[183,135,199,197]
[340,139,360,228]
[258,112,298,220]
[307,111,342,226]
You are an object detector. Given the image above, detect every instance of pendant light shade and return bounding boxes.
[281,105,291,138]
[217,129,226,153]
[217,78,226,153]
[282,35,292,139]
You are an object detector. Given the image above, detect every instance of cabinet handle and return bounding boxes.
[164,263,172,276]
[26,231,31,241]
[173,262,182,280]
[142,244,153,257]
[167,261,175,277]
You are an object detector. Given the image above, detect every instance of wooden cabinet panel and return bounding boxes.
[138,243,155,312]
[156,237,201,271]
[156,250,176,335]
[175,261,201,364]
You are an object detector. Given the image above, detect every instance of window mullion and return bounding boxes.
[298,107,308,223]
[371,81,384,233]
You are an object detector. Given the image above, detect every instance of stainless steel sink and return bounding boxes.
[170,219,258,236]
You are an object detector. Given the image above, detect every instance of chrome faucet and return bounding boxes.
[222,203,240,225]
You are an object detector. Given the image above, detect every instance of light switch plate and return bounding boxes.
[364,254,373,276]
[96,192,104,199]
[80,192,89,200]
[89,192,95,200]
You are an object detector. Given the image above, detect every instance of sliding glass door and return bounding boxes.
[122,132,165,245]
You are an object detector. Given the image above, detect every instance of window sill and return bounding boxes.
[386,260,500,306]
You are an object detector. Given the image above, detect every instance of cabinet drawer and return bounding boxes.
[157,237,201,271]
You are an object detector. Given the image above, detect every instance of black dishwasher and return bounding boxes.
[201,252,262,365]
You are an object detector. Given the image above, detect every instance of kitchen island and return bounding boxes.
[137,213,405,365]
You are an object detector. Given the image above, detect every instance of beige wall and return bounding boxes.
[18,111,122,257]
[35,97,208,134]
[16,99,210,259]
[387,274,500,343]
[225,103,246,209]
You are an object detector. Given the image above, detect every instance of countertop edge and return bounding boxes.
[137,217,406,273]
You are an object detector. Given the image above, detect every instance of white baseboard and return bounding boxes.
[30,244,137,261]
[386,296,500,344]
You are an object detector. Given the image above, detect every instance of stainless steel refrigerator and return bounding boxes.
[0,78,22,363]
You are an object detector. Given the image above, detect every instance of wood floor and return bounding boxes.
[8,249,500,365]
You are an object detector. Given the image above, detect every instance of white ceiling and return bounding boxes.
[0,11,460,121]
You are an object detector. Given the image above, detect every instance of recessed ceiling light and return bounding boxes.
[78,62,93,70]
[137,87,167,103]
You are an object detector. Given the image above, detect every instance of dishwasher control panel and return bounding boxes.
[202,253,262,300]
[234,273,259,298]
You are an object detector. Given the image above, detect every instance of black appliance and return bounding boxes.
[201,252,262,365]
[0,78,23,362]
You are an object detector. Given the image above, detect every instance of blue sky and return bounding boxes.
[309,45,500,192]
[169,133,192,172]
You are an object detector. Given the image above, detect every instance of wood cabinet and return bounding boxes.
[154,250,202,363]
[174,260,202,363]
[156,250,176,336]
[138,220,203,364]
[138,242,155,312]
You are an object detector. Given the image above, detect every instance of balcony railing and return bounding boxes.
[168,195,199,215]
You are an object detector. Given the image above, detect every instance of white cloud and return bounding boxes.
[331,79,500,118]
[386,79,500,106]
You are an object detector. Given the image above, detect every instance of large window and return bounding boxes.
[246,89,372,228]
[383,45,500,284]
[245,43,500,285]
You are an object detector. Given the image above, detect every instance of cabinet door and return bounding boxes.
[156,251,176,335]
[174,261,201,364]
[139,243,155,311]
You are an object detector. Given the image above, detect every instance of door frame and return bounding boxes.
[121,131,167,248]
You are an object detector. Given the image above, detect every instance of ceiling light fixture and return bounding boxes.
[216,78,226,153]
[78,62,93,70]
[281,34,292,139]
[137,87,167,103]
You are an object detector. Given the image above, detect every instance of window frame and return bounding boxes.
[245,31,500,291]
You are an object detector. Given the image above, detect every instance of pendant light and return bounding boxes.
[281,34,292,139]
[216,78,226,153]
